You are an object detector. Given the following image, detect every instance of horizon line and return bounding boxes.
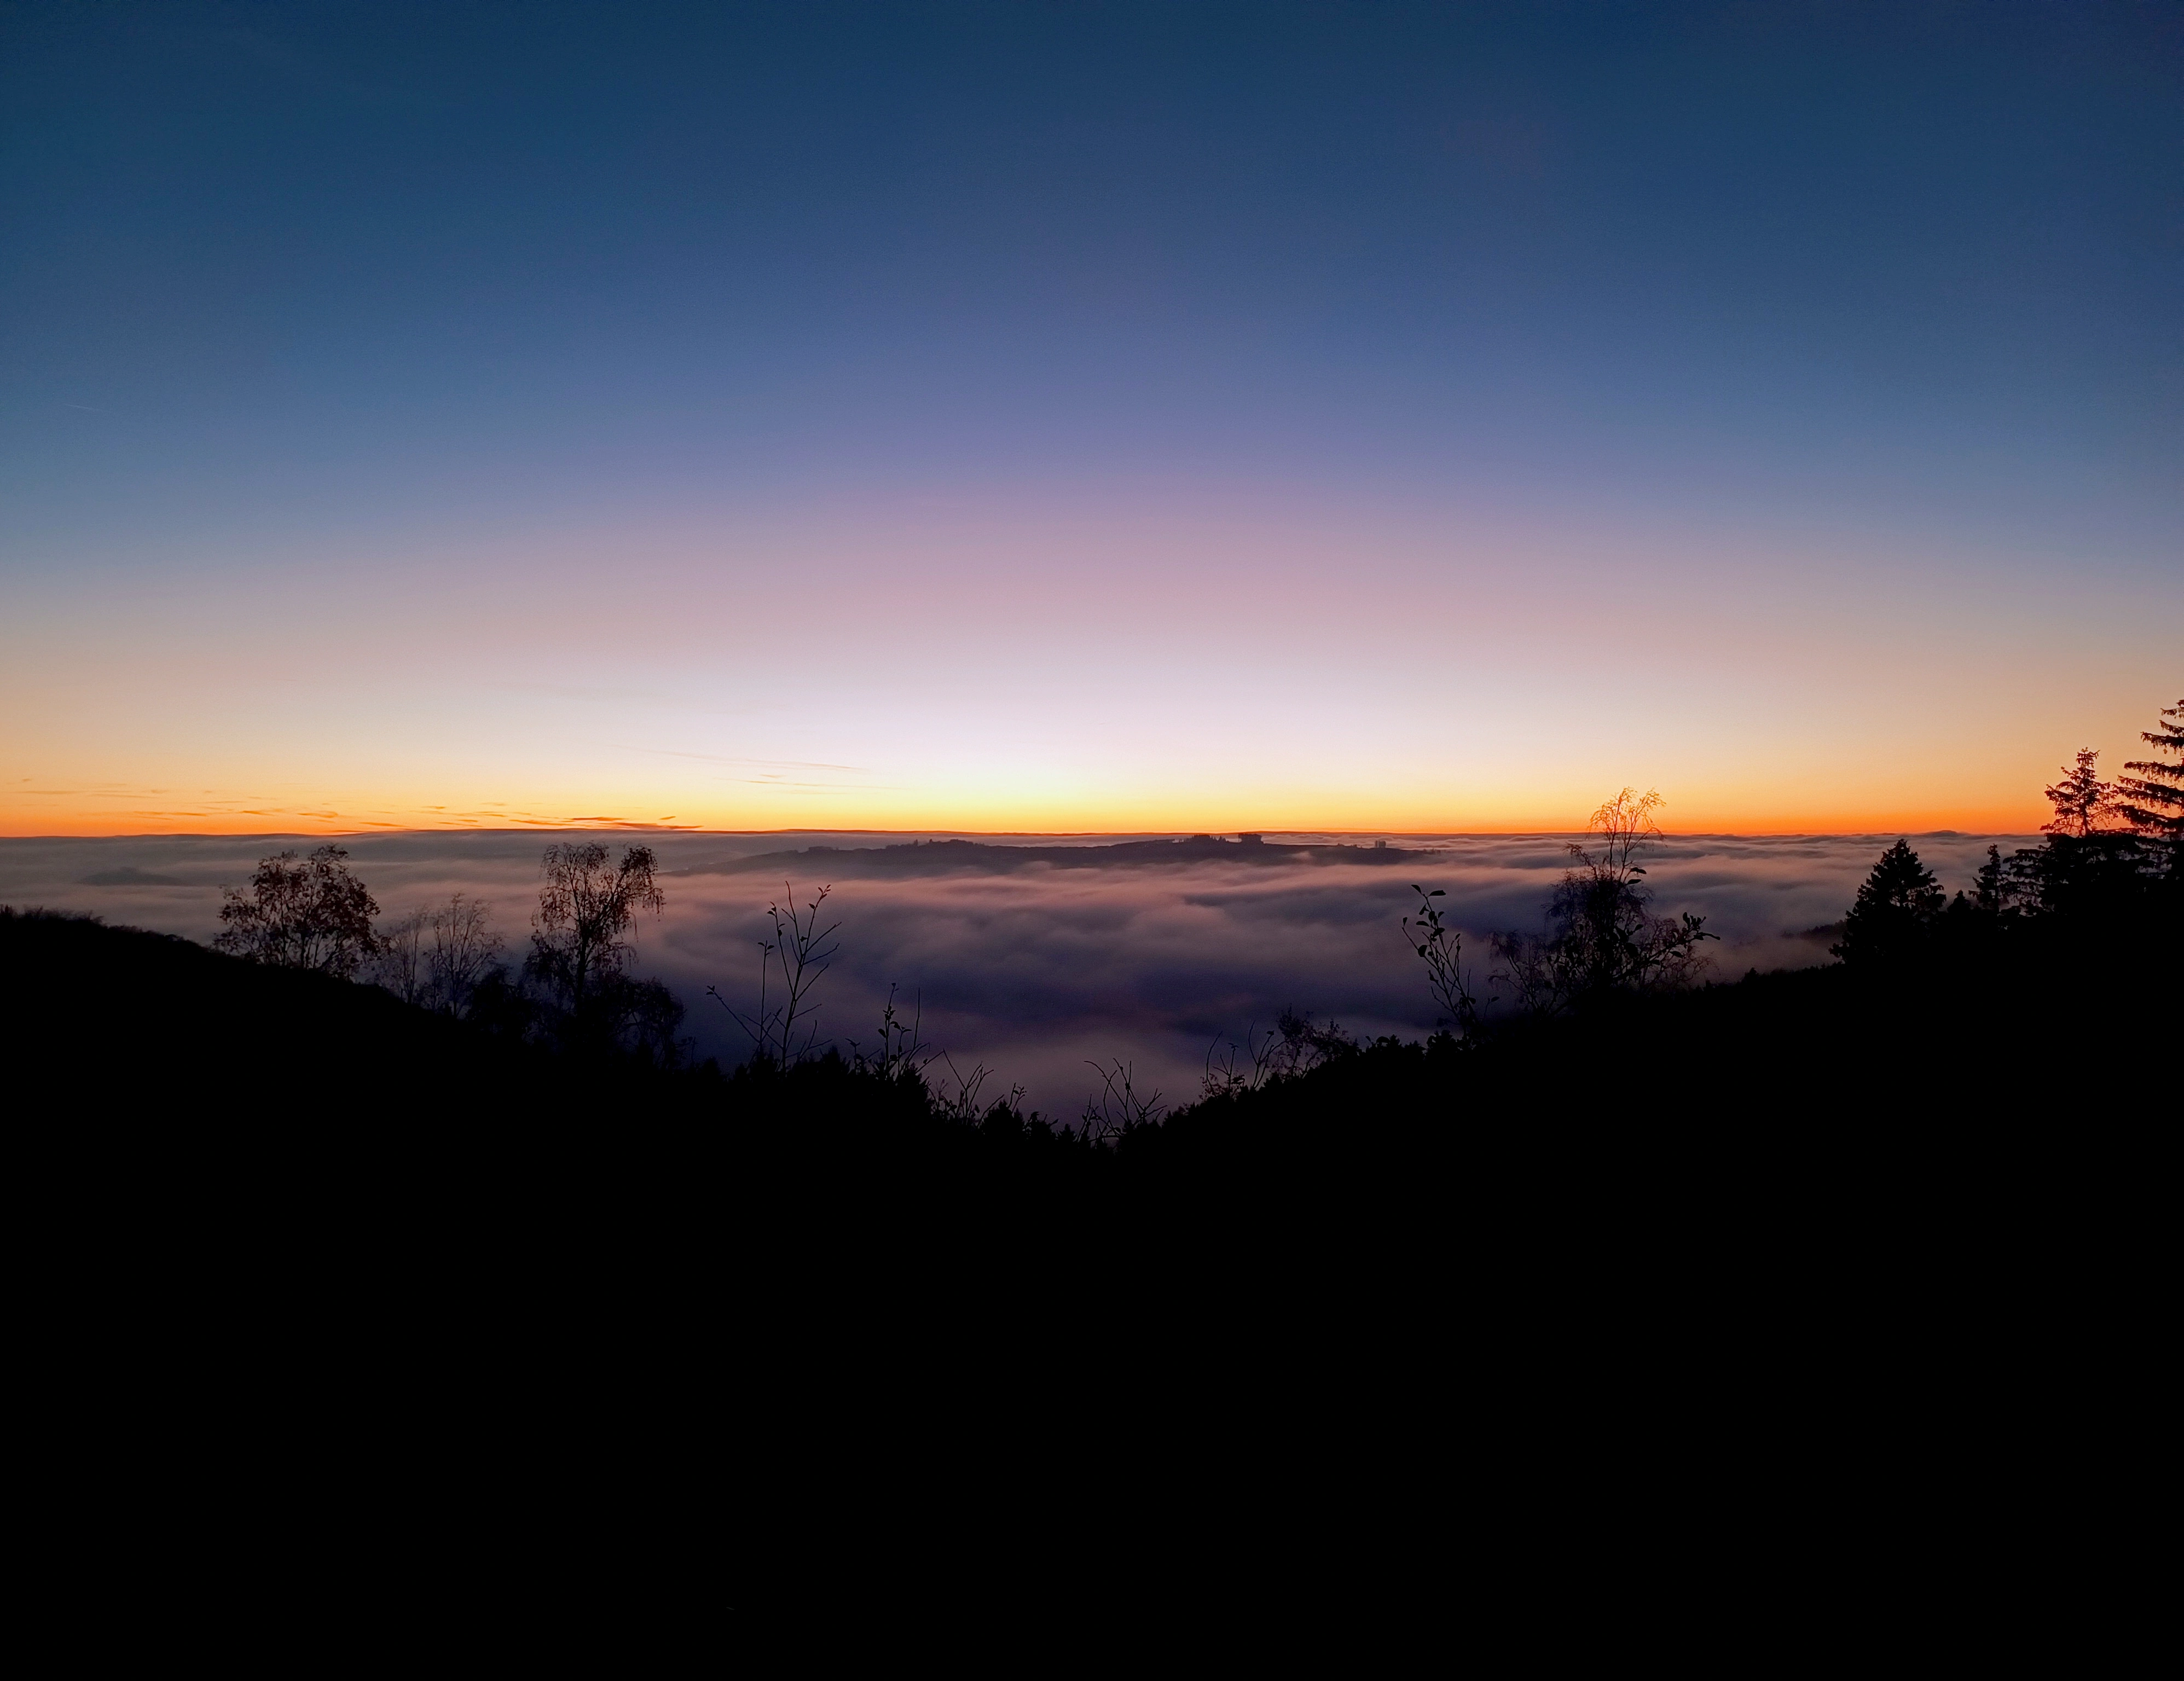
[0,825,2045,843]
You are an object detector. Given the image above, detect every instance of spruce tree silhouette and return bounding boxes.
[2041,750,2117,837]
[2114,699,2183,849]
[2012,726,2175,924]
[1834,840,1943,965]
[1969,845,2012,917]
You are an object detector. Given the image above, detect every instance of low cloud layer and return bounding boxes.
[2,828,2027,1116]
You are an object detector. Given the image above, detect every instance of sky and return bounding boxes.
[3,1,2177,836]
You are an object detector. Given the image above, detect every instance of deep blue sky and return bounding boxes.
[3,2,2178,832]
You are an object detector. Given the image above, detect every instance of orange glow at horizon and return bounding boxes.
[4,498,2170,845]
[0,775,2074,840]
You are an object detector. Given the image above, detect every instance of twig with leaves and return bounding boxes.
[1403,884,1483,1035]
[708,880,841,1066]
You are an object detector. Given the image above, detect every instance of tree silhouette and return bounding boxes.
[215,846,381,977]
[376,892,506,1015]
[1834,839,1943,965]
[426,893,505,1018]
[373,906,429,1004]
[1969,844,2013,917]
[2114,699,2183,848]
[2042,749,2116,837]
[523,844,681,1060]
[526,844,664,1013]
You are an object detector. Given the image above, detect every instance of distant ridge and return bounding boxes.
[676,834,1439,878]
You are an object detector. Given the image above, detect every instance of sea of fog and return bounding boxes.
[2,829,2029,1117]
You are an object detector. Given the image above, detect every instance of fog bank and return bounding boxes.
[2,829,2023,1115]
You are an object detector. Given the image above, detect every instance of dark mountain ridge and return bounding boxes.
[679,833,1434,879]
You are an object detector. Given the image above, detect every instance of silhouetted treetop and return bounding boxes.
[523,843,683,1064]
[1968,844,2013,917]
[373,892,506,1017]
[215,845,381,978]
[526,843,664,1012]
[2115,698,2183,846]
[2042,749,2117,837]
[1834,839,1943,965]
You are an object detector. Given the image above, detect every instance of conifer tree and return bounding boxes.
[2114,699,2184,845]
[1834,839,1943,965]
[2041,749,2116,837]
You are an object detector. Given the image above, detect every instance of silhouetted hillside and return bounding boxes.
[4,908,573,1120]
[10,880,2170,1575]
[14,887,2169,1187]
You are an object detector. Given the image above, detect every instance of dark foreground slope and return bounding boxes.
[4,908,567,1117]
[6,906,2170,1633]
[8,902,2169,1224]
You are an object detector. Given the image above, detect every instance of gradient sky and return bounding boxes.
[4,1,2177,836]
